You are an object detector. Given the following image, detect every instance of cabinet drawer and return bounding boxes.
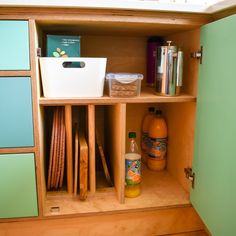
[0,77,34,148]
[0,20,30,70]
[0,153,38,218]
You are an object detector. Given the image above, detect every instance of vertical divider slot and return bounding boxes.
[88,104,96,194]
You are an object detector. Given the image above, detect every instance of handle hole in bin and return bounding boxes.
[62,61,85,68]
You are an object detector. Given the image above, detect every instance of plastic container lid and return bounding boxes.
[105,73,143,84]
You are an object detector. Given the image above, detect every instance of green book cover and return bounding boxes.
[47,35,80,57]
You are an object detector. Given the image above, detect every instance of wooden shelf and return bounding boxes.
[39,88,196,106]
[0,147,36,154]
[0,71,31,77]
[44,167,189,216]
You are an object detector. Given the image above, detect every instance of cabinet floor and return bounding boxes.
[45,166,189,216]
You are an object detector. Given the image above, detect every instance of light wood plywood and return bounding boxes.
[88,105,96,194]
[65,105,73,194]
[106,104,126,204]
[166,29,200,96]
[40,91,196,106]
[44,168,189,216]
[0,7,212,36]
[0,206,204,236]
[162,103,196,193]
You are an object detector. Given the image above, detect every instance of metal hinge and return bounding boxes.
[37,47,42,57]
[184,167,195,188]
[191,46,203,64]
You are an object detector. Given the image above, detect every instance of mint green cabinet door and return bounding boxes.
[0,77,34,148]
[0,20,30,70]
[0,153,38,218]
[191,14,236,236]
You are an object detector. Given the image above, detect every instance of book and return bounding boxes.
[46,35,80,57]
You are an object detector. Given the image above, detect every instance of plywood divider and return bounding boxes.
[88,105,96,194]
[29,19,44,217]
[107,104,126,203]
[65,105,73,194]
[164,29,200,192]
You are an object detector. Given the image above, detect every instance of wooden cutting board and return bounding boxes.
[79,132,88,201]
[95,128,113,187]
[47,107,65,190]
[47,107,56,190]
[74,124,79,196]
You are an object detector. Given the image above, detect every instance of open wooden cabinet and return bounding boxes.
[0,6,236,236]
[35,13,201,213]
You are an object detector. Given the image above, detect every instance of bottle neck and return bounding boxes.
[129,138,136,153]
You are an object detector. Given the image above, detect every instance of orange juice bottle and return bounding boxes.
[141,107,155,164]
[125,132,141,198]
[147,110,167,171]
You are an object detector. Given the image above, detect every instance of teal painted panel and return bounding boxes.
[0,77,34,147]
[191,14,236,236]
[0,20,30,70]
[0,153,38,218]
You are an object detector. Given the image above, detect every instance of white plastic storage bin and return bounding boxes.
[39,57,107,97]
[106,73,143,97]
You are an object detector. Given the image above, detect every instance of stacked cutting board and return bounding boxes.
[46,106,112,200]
[47,106,89,201]
[47,107,65,190]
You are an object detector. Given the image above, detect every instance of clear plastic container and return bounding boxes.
[105,73,143,97]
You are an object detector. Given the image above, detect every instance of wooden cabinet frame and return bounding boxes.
[1,6,235,235]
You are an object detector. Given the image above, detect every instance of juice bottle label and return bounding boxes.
[125,158,141,185]
[148,137,167,160]
[141,131,150,151]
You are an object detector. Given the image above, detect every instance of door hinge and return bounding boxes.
[191,46,203,64]
[184,167,195,188]
[37,47,42,57]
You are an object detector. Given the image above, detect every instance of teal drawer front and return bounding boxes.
[0,20,30,70]
[0,77,34,148]
[0,153,38,218]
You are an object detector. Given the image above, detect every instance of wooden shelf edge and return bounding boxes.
[0,147,36,154]
[0,71,32,77]
[39,94,196,105]
[43,203,193,218]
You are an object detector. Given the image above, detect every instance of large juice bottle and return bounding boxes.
[125,132,141,198]
[147,110,167,171]
[141,107,155,164]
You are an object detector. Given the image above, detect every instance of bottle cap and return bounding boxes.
[148,107,155,113]
[156,110,162,116]
[128,132,136,138]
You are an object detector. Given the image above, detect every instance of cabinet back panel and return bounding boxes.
[81,35,147,81]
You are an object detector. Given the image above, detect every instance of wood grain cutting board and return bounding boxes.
[47,107,65,190]
[74,124,79,196]
[79,132,88,201]
[95,128,113,187]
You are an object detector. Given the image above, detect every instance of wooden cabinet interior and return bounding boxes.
[34,16,200,216]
